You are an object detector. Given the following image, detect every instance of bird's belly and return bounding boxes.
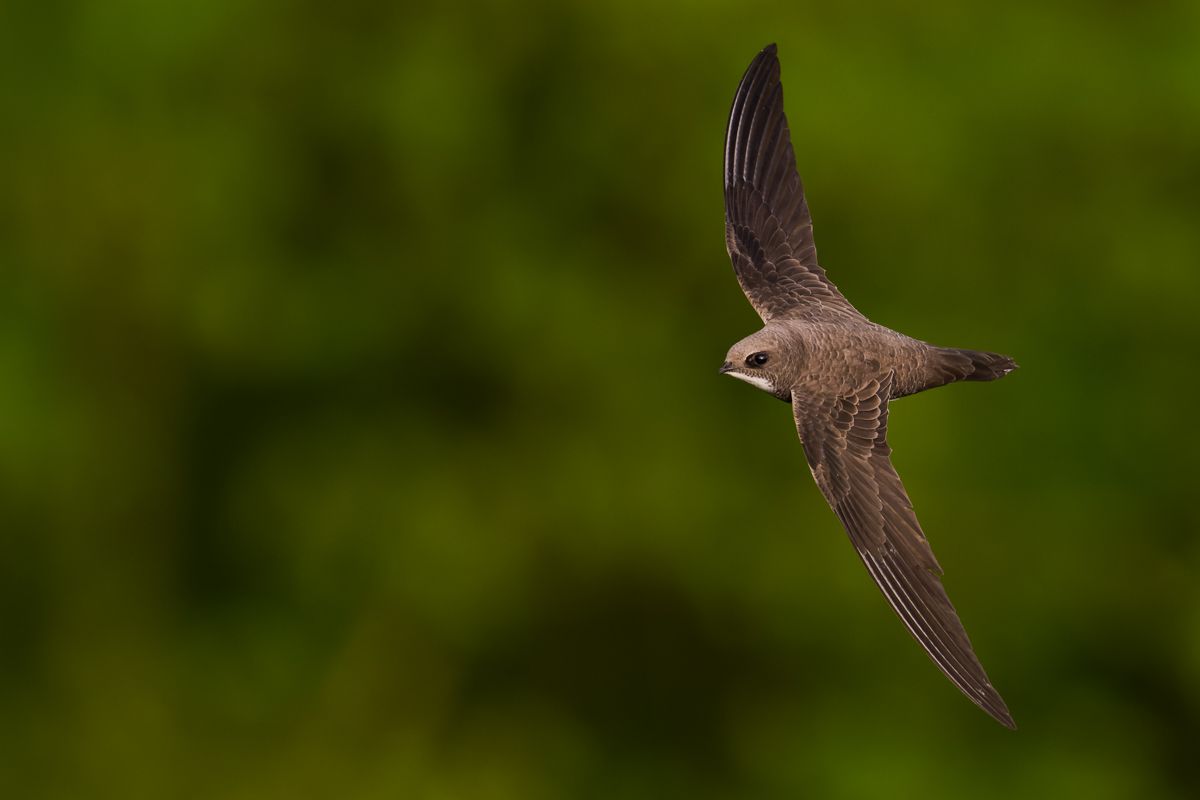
[801,327,897,389]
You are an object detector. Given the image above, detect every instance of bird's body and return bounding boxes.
[724,319,1014,402]
[719,44,1018,728]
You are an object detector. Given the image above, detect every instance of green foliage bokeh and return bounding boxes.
[4,1,1200,797]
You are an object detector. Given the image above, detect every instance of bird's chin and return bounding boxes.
[725,371,776,394]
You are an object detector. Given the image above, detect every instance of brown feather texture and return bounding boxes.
[719,44,1018,729]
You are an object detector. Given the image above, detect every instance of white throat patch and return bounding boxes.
[728,371,775,393]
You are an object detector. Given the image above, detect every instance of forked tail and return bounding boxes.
[955,348,1018,381]
[909,346,1018,395]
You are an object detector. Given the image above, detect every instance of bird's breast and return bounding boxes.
[793,324,898,391]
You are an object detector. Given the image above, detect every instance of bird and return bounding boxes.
[719,44,1018,729]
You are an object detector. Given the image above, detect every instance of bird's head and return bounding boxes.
[719,329,795,401]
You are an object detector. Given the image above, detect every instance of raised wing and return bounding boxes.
[793,373,1015,728]
[724,45,860,322]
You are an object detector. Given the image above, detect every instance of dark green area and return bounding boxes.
[4,1,1199,797]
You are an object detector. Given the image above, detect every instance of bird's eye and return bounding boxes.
[746,352,770,367]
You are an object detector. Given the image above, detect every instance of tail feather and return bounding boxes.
[956,348,1018,381]
[911,347,1018,395]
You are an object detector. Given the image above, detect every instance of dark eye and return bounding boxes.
[746,352,770,367]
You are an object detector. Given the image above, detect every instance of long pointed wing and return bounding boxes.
[792,374,1015,728]
[724,45,861,322]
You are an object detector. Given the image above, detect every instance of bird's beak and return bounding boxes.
[718,361,734,374]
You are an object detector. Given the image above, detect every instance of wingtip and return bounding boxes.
[981,690,1017,730]
[762,43,778,56]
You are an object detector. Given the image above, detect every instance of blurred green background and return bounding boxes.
[4,1,1200,797]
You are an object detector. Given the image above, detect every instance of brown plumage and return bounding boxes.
[719,44,1018,729]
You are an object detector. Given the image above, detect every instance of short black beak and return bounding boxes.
[718,361,734,374]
